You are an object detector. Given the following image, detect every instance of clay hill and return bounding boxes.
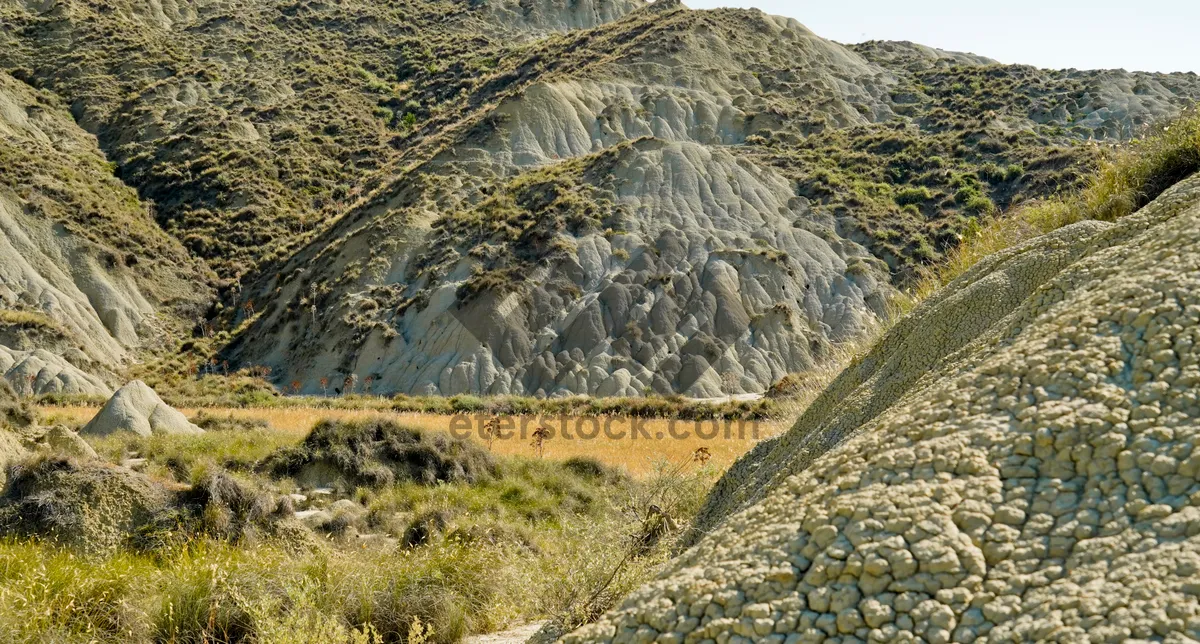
[1,0,1198,397]
[564,146,1200,644]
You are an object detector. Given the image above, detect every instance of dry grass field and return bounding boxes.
[44,406,788,476]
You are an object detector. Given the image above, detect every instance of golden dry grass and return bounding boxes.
[45,406,786,477]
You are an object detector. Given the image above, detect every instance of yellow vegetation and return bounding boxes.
[47,407,785,477]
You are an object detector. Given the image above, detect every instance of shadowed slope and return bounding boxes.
[0,71,211,394]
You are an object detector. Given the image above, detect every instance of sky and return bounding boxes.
[684,0,1200,74]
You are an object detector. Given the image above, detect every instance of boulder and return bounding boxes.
[79,380,202,438]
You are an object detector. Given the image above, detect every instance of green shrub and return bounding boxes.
[953,185,982,205]
[916,109,1200,299]
[978,163,1006,183]
[0,380,35,429]
[962,194,995,215]
[1087,112,1200,220]
[894,186,932,206]
[0,309,66,334]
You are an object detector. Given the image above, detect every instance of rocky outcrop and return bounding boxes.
[1,375,98,462]
[39,425,99,459]
[80,380,202,437]
[851,40,998,71]
[565,174,1200,640]
[242,139,889,398]
[0,346,112,397]
[218,8,912,397]
[683,217,1115,545]
[481,0,646,33]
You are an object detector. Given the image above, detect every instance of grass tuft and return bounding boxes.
[262,418,498,491]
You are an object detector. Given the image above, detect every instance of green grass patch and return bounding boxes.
[914,109,1200,299]
[0,416,714,642]
[0,309,66,334]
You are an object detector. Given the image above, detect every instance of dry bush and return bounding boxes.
[261,418,497,490]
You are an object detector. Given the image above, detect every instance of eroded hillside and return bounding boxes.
[0,71,211,395]
[0,0,646,277]
[218,4,1200,398]
[3,0,1200,398]
[565,156,1200,643]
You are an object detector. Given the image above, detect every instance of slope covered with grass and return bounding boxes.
[0,0,645,278]
[0,70,212,394]
[219,3,1200,399]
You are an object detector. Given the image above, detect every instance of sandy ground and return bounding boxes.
[464,622,547,644]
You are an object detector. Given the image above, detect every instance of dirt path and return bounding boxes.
[464,622,546,644]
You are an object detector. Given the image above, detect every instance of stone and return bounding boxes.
[80,381,202,437]
[562,174,1200,644]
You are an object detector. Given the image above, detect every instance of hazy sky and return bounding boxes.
[685,0,1200,74]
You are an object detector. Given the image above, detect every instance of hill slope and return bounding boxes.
[0,0,645,278]
[564,169,1200,641]
[0,71,211,395]
[218,5,1200,398]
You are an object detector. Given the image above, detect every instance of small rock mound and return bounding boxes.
[79,380,202,437]
[0,456,173,554]
[0,457,305,554]
[262,418,497,489]
[564,177,1200,640]
[38,425,99,459]
[0,380,98,458]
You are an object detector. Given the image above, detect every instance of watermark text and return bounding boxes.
[447,414,763,442]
